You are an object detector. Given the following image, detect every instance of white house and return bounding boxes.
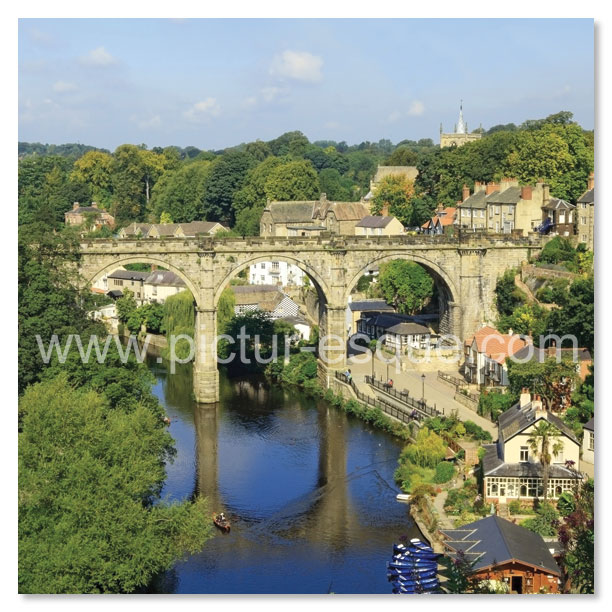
[232,285,300,320]
[143,270,187,304]
[357,312,435,351]
[249,261,306,287]
[482,390,581,505]
[580,417,594,478]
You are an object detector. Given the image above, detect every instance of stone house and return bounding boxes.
[458,180,550,234]
[64,202,115,230]
[249,261,306,287]
[354,215,404,237]
[346,299,394,336]
[146,223,181,238]
[174,221,229,237]
[106,269,149,304]
[260,194,369,237]
[580,417,594,478]
[142,270,186,304]
[421,205,457,235]
[440,516,561,593]
[541,198,576,237]
[576,173,594,249]
[117,223,152,238]
[481,390,581,505]
[463,326,528,387]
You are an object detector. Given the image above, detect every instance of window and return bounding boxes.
[260,263,266,269]
[582,234,588,242]
[553,448,564,463]
[508,205,514,215]
[520,446,529,462]
[559,213,565,224]
[480,209,485,218]
[581,216,587,225]
[152,286,157,296]
[272,261,280,270]
[260,275,265,282]
[589,431,594,451]
[495,205,500,215]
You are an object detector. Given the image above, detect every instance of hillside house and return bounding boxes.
[143,270,186,304]
[64,202,115,230]
[481,390,581,504]
[421,205,457,235]
[440,516,561,593]
[576,173,594,250]
[354,215,404,237]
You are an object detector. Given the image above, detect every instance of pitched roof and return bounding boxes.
[584,417,594,432]
[356,215,395,228]
[149,223,180,236]
[422,207,457,228]
[107,270,150,281]
[458,190,487,209]
[440,515,561,576]
[486,186,522,205]
[120,223,152,235]
[232,284,285,311]
[468,326,527,364]
[324,201,369,221]
[268,201,316,223]
[577,188,594,204]
[66,206,107,215]
[349,300,394,312]
[542,198,576,211]
[497,400,579,445]
[386,321,431,335]
[144,270,186,287]
[176,221,223,236]
[512,346,592,364]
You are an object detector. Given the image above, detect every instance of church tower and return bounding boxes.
[440,101,482,148]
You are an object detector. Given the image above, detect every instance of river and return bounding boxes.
[145,355,424,594]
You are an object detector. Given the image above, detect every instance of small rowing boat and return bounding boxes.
[396,493,411,502]
[213,513,231,533]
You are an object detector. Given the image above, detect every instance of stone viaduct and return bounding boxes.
[78,232,543,403]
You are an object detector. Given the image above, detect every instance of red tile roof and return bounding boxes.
[469,326,528,364]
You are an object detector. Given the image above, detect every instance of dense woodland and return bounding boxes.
[18,110,593,234]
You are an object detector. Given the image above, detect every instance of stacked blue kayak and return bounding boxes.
[387,538,441,594]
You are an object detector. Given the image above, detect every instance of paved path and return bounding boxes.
[346,353,498,438]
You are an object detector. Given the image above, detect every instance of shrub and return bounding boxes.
[520,502,560,536]
[463,420,493,442]
[433,461,455,484]
[508,500,522,515]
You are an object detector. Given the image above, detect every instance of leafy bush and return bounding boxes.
[495,269,525,316]
[520,502,559,536]
[478,391,515,421]
[400,427,447,468]
[433,461,455,484]
[463,420,493,442]
[557,491,576,517]
[508,500,522,514]
[539,236,577,267]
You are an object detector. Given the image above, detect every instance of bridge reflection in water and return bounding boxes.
[148,355,424,594]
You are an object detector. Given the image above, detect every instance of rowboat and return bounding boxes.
[213,513,231,533]
[396,493,411,502]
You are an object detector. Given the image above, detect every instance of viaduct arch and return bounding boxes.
[78,233,542,403]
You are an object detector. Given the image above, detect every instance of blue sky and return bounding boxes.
[18,18,594,151]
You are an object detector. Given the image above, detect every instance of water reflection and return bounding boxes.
[147,355,424,594]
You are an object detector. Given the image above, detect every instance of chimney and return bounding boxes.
[381,203,390,217]
[462,184,470,202]
[587,172,594,191]
[520,388,531,408]
[320,193,327,202]
[507,328,513,337]
[73,202,79,210]
[151,264,157,271]
[520,186,532,200]
[532,394,545,416]
[485,182,500,195]
[91,202,98,209]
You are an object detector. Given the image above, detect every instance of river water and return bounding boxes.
[146,356,423,594]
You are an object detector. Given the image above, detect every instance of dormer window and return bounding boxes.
[520,446,529,462]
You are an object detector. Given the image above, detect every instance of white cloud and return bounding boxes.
[183,98,221,121]
[407,100,425,116]
[53,81,77,93]
[260,86,282,102]
[80,46,116,67]
[135,115,162,129]
[269,50,323,83]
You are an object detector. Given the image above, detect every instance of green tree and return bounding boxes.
[558,478,594,593]
[383,146,418,167]
[202,151,255,223]
[70,150,114,206]
[507,357,578,412]
[371,174,416,225]
[217,288,236,333]
[233,205,264,236]
[401,427,447,468]
[264,159,320,201]
[494,269,526,316]
[19,375,212,593]
[527,421,565,500]
[232,156,283,214]
[378,260,434,315]
[318,168,354,201]
[115,289,138,324]
[520,501,560,536]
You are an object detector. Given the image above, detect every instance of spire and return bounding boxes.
[456,100,466,134]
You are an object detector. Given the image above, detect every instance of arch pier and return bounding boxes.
[79,234,542,403]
